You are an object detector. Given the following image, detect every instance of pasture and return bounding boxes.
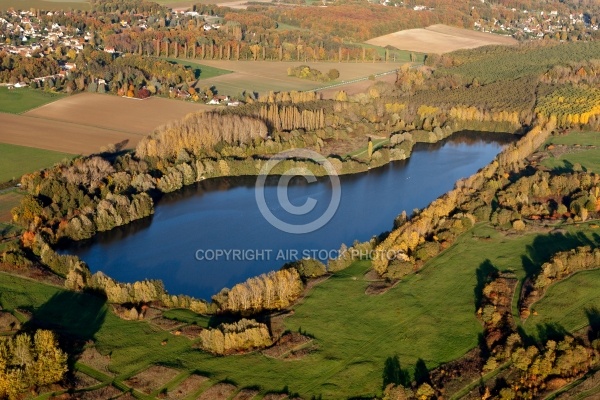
[165,58,232,80]
[0,93,213,154]
[0,87,64,114]
[366,24,517,54]
[1,221,597,398]
[0,190,23,221]
[192,60,404,97]
[0,143,72,182]
[0,0,89,11]
[542,131,600,173]
[523,269,600,340]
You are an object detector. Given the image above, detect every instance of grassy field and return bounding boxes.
[523,269,600,340]
[542,131,600,173]
[0,87,64,114]
[0,189,23,222]
[190,60,405,97]
[1,221,598,398]
[276,22,307,31]
[165,58,232,80]
[0,0,89,10]
[0,143,73,182]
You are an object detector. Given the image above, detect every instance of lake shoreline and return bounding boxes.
[60,129,517,302]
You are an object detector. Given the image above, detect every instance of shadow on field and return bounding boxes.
[550,159,583,174]
[382,355,411,389]
[414,358,430,386]
[521,231,598,281]
[517,322,569,346]
[586,307,600,342]
[23,290,107,370]
[474,259,499,311]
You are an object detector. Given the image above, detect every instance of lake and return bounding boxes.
[63,131,516,300]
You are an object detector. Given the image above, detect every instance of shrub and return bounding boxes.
[199,318,272,354]
[283,258,326,280]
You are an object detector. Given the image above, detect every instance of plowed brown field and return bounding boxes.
[366,24,517,54]
[0,93,212,154]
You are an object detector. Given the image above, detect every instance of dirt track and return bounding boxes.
[366,24,517,54]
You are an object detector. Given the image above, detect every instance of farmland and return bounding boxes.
[0,0,89,11]
[0,143,72,182]
[165,58,232,80]
[0,221,597,399]
[23,93,212,136]
[165,0,273,11]
[191,60,405,97]
[0,87,65,114]
[0,93,213,154]
[523,269,600,340]
[0,190,22,221]
[541,130,600,173]
[366,24,517,54]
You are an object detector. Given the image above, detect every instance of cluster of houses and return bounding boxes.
[168,87,240,106]
[474,8,598,39]
[0,10,88,59]
[373,1,598,40]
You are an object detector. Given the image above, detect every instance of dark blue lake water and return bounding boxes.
[63,131,515,299]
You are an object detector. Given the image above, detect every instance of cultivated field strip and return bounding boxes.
[367,24,517,54]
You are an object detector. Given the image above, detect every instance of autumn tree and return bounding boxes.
[0,330,67,399]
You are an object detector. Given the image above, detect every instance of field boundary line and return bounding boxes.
[311,63,422,92]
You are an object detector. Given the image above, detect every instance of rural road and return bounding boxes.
[313,62,423,92]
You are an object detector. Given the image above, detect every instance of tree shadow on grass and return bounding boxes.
[382,355,411,389]
[586,307,600,342]
[23,290,107,372]
[518,322,568,347]
[474,259,499,311]
[414,358,430,386]
[521,231,597,282]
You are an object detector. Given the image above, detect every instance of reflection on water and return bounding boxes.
[62,131,516,299]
